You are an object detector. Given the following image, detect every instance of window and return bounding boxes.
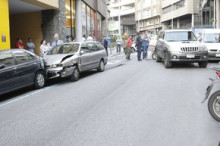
[0,52,15,68]
[87,43,98,52]
[165,31,197,42]
[47,44,79,54]
[81,43,90,53]
[13,51,34,64]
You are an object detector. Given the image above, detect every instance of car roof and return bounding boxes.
[203,29,220,33]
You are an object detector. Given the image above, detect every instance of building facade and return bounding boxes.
[161,0,218,30]
[0,0,108,54]
[135,0,162,35]
[108,0,136,36]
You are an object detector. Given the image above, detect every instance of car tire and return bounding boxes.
[155,50,162,62]
[70,67,80,81]
[208,90,220,122]
[34,71,45,89]
[152,51,156,60]
[97,60,105,72]
[198,62,208,68]
[164,52,172,68]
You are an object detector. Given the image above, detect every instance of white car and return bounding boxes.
[199,29,220,61]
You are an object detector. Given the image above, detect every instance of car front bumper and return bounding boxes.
[168,51,208,62]
[208,52,220,61]
[46,66,75,79]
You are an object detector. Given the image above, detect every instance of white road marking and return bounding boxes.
[0,84,60,108]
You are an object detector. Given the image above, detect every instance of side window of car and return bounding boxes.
[95,43,104,50]
[81,43,90,53]
[25,52,36,61]
[88,43,98,52]
[0,52,15,68]
[14,51,31,64]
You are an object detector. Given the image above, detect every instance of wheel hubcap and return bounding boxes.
[100,62,104,70]
[213,97,220,118]
[37,74,44,87]
[74,69,79,79]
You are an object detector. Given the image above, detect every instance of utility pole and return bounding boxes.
[118,0,121,36]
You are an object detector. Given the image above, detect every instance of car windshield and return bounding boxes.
[204,33,220,43]
[165,31,197,42]
[47,44,79,55]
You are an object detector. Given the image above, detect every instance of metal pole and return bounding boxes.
[118,0,121,36]
[214,0,216,28]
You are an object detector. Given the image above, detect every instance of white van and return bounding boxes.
[200,29,220,61]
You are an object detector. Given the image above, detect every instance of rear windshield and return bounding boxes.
[204,33,220,43]
[47,44,79,55]
[165,31,197,42]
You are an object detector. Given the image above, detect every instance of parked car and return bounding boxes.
[44,41,108,81]
[198,29,220,61]
[155,29,208,68]
[0,49,46,95]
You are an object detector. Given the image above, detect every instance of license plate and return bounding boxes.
[186,54,195,58]
[216,54,220,57]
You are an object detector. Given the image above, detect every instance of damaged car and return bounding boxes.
[44,41,108,81]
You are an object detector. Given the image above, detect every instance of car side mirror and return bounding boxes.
[0,64,6,69]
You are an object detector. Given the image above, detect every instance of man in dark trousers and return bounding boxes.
[136,32,142,61]
[103,37,108,56]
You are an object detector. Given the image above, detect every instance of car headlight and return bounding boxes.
[51,64,63,68]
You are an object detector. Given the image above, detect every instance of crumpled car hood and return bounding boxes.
[44,54,73,65]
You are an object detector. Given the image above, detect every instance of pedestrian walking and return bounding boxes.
[26,37,35,53]
[142,34,149,60]
[15,38,24,49]
[125,35,133,60]
[116,36,123,53]
[103,37,109,56]
[136,32,142,61]
[51,33,63,48]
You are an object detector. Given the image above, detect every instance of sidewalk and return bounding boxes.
[108,47,125,58]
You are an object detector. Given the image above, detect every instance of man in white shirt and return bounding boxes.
[51,33,64,48]
[116,36,123,53]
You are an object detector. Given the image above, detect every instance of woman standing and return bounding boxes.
[40,40,51,56]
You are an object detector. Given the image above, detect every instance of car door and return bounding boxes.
[13,50,38,87]
[87,42,100,69]
[0,51,17,94]
[79,43,93,71]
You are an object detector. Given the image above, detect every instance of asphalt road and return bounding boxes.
[0,53,220,146]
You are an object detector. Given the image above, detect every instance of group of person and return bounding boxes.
[14,33,63,56]
[115,32,150,61]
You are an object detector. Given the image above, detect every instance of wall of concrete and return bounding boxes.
[10,12,42,55]
[41,0,66,45]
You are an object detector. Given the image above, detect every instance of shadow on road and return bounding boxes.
[0,70,99,103]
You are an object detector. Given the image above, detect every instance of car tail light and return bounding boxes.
[216,72,220,78]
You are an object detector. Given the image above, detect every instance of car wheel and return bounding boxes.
[164,52,172,68]
[208,90,220,122]
[198,62,208,68]
[70,67,80,81]
[97,60,105,72]
[152,51,156,60]
[34,71,45,89]
[155,50,162,62]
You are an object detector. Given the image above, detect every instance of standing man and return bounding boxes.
[103,37,109,56]
[116,36,123,53]
[136,32,142,61]
[125,35,133,60]
[51,33,64,48]
[26,37,35,53]
[142,34,149,60]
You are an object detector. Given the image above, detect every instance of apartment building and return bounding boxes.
[0,0,108,54]
[108,0,136,36]
[161,0,217,30]
[135,0,162,35]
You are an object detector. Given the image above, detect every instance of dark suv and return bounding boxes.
[0,49,46,95]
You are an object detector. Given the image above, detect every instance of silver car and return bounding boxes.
[44,41,108,81]
[155,30,208,68]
